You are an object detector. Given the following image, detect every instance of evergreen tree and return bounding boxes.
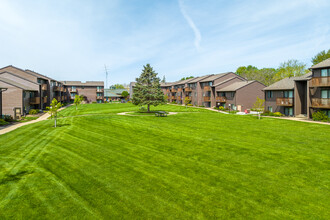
[162,76,166,83]
[132,64,165,112]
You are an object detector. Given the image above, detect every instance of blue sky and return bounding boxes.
[0,0,329,86]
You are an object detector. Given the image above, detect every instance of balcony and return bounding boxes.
[276,98,293,106]
[55,96,61,101]
[43,97,47,103]
[185,87,192,92]
[97,96,103,100]
[311,98,330,109]
[97,89,104,92]
[30,97,40,104]
[171,88,177,92]
[41,84,47,91]
[53,86,60,92]
[166,89,170,93]
[177,88,183,92]
[171,96,176,100]
[216,96,226,102]
[203,86,211,91]
[204,96,211,102]
[177,96,182,101]
[310,77,330,87]
[71,88,77,92]
[60,87,64,92]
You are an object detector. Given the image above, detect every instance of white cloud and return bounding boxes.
[178,0,201,51]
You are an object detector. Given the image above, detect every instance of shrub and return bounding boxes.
[219,106,225,111]
[213,106,219,110]
[127,101,132,103]
[273,112,283,117]
[187,104,193,106]
[92,101,97,104]
[0,119,9,126]
[139,107,147,112]
[171,101,176,104]
[29,109,39,115]
[1,115,14,122]
[261,110,271,116]
[312,111,329,122]
[199,105,205,107]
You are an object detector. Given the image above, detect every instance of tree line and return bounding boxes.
[236,49,330,86]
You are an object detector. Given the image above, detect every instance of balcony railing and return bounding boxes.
[97,89,104,92]
[171,88,177,92]
[204,96,211,102]
[53,86,60,92]
[97,96,103,100]
[276,98,293,106]
[60,87,64,92]
[310,77,330,87]
[203,86,211,91]
[43,97,47,103]
[177,88,183,92]
[311,98,330,108]
[41,84,47,91]
[55,96,61,101]
[216,96,226,102]
[171,96,176,100]
[177,96,182,101]
[30,97,40,104]
[185,87,192,92]
[166,89,170,93]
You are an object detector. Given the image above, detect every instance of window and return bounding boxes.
[194,92,197,97]
[230,92,235,97]
[71,94,75,99]
[208,81,213,86]
[268,106,273,112]
[266,91,273,98]
[284,90,293,98]
[321,69,329,77]
[284,107,293,116]
[321,89,330,98]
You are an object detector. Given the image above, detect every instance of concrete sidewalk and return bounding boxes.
[0,105,71,135]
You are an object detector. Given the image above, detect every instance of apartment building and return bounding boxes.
[132,72,265,111]
[217,81,265,111]
[264,77,299,116]
[0,65,104,118]
[308,58,330,117]
[62,81,104,103]
[263,57,330,119]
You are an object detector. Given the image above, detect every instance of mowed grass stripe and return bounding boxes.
[0,103,329,219]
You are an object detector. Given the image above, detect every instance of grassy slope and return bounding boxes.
[0,103,329,219]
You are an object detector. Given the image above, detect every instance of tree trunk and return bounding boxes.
[55,117,57,127]
[148,104,150,112]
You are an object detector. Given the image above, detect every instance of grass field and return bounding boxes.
[0,103,329,219]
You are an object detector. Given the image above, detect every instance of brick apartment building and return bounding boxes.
[62,81,104,103]
[0,65,104,119]
[131,72,265,111]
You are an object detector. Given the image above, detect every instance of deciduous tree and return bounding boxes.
[74,95,84,110]
[46,98,63,127]
[132,64,165,112]
[253,97,265,120]
[311,49,330,65]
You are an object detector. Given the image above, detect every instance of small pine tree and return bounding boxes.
[132,64,165,112]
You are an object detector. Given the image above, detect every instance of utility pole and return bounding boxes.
[104,65,109,89]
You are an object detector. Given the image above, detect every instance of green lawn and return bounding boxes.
[0,103,329,219]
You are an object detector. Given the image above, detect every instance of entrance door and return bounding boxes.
[14,108,21,120]
[237,105,242,112]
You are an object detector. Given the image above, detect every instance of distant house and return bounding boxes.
[104,87,129,101]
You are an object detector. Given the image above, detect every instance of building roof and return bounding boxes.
[310,58,330,69]
[160,82,174,87]
[174,77,196,85]
[25,69,55,81]
[104,88,128,97]
[187,75,213,83]
[199,72,232,83]
[0,76,39,91]
[294,72,312,81]
[212,77,240,87]
[62,81,104,86]
[217,81,256,92]
[263,77,298,91]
